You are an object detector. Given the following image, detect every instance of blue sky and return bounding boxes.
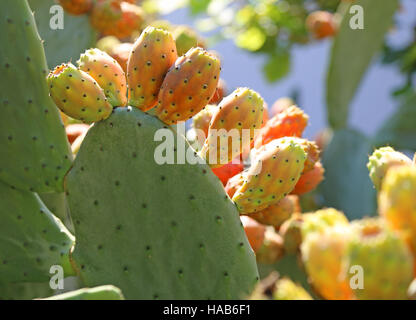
[164,0,416,139]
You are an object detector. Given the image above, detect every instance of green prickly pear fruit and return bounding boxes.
[232,138,306,214]
[42,285,124,300]
[77,48,127,107]
[273,278,313,300]
[127,27,178,111]
[367,146,412,191]
[256,229,285,264]
[47,63,113,123]
[173,25,206,56]
[200,88,264,168]
[347,218,414,300]
[155,47,220,124]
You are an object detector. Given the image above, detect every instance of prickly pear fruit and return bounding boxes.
[408,279,416,300]
[58,0,93,15]
[173,25,206,56]
[192,104,218,139]
[155,47,220,124]
[89,0,144,39]
[271,97,295,116]
[256,229,285,264]
[200,88,264,168]
[306,11,338,39]
[225,172,244,198]
[301,226,354,300]
[42,285,124,300]
[379,165,416,258]
[77,48,127,107]
[254,106,308,149]
[291,161,325,195]
[367,146,412,191]
[279,214,304,254]
[249,195,300,230]
[280,208,348,254]
[256,137,319,174]
[65,124,90,144]
[240,216,266,254]
[273,278,313,300]
[47,63,113,123]
[127,27,178,110]
[209,79,226,104]
[347,218,414,300]
[96,36,121,53]
[232,138,306,214]
[212,158,244,186]
[111,42,133,72]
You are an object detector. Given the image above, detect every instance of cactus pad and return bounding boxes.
[66,107,259,299]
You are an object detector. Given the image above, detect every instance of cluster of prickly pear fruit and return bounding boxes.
[57,0,144,39]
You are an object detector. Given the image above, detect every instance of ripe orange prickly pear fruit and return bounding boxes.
[77,48,127,107]
[65,124,90,144]
[200,88,264,168]
[192,104,218,139]
[233,138,306,214]
[347,218,414,300]
[173,25,206,56]
[379,165,416,259]
[254,106,308,149]
[271,97,295,116]
[301,225,354,300]
[90,0,144,39]
[273,278,313,300]
[256,229,285,264]
[155,47,220,124]
[367,146,412,191]
[127,27,178,111]
[211,158,244,186]
[47,63,113,123]
[306,11,338,39]
[292,161,325,195]
[58,0,93,15]
[209,79,227,104]
[225,172,244,198]
[240,216,266,254]
[249,195,300,230]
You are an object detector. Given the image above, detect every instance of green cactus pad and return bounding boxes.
[42,285,124,300]
[0,281,53,300]
[0,0,73,193]
[29,0,97,69]
[0,180,75,283]
[66,107,259,299]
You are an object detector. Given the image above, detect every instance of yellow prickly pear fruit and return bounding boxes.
[77,48,127,107]
[249,195,300,230]
[367,146,412,191]
[127,27,178,111]
[155,47,220,124]
[173,25,206,56]
[232,138,307,214]
[301,225,354,300]
[346,218,414,300]
[47,63,113,123]
[191,104,218,139]
[280,208,348,254]
[273,278,313,300]
[200,88,264,168]
[379,165,416,259]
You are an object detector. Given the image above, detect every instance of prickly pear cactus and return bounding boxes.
[66,107,259,299]
[0,0,73,193]
[0,180,75,283]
